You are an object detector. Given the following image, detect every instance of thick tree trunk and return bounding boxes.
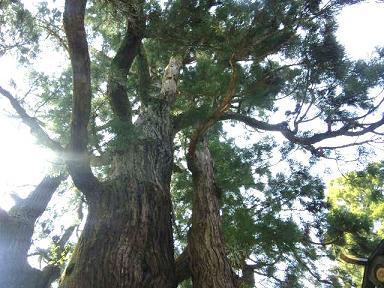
[187,139,237,288]
[59,179,174,288]
[60,75,178,287]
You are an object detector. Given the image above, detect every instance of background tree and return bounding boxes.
[0,0,384,287]
[326,161,384,287]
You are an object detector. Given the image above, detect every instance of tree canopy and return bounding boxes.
[0,0,384,287]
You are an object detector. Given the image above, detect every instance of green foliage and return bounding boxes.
[180,54,231,107]
[28,69,73,145]
[0,1,41,62]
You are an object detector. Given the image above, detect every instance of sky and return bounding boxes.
[1,0,384,211]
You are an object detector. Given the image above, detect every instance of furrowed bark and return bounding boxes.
[63,0,99,196]
[182,54,238,287]
[0,175,64,288]
[59,57,181,288]
[187,139,237,288]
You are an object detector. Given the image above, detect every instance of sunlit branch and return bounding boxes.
[0,85,64,152]
[0,174,66,286]
[340,252,368,266]
[8,175,66,223]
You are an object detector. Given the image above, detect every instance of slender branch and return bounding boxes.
[220,112,384,155]
[0,85,64,152]
[318,138,380,151]
[188,55,238,159]
[295,255,334,286]
[36,18,69,53]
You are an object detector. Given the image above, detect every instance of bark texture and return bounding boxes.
[60,103,177,287]
[187,140,237,288]
[0,176,63,288]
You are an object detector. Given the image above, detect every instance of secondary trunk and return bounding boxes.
[0,176,63,288]
[188,139,237,288]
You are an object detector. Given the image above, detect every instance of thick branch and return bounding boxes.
[63,0,100,195]
[107,2,144,121]
[0,175,64,288]
[9,175,65,224]
[187,138,237,287]
[63,0,91,154]
[0,86,63,152]
[137,44,151,105]
[39,265,61,288]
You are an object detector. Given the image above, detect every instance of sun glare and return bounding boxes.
[336,0,384,60]
[0,113,56,210]
[1,1,384,212]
